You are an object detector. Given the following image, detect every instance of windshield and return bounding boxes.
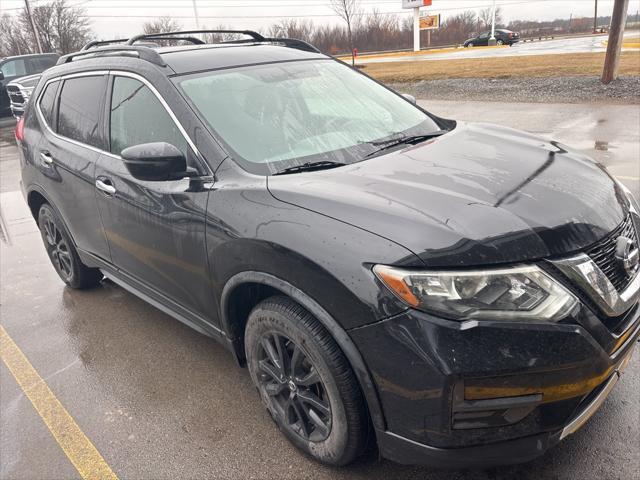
[178,59,442,175]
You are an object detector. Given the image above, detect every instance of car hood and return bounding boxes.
[268,122,628,267]
[7,73,41,89]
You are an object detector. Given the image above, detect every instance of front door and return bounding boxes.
[95,74,215,321]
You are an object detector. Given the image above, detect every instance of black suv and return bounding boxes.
[16,30,639,468]
[1,53,59,115]
[464,29,520,47]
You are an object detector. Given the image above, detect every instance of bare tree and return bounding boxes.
[142,17,182,35]
[0,14,31,56]
[18,0,91,54]
[330,0,360,65]
[202,24,245,43]
[477,6,503,31]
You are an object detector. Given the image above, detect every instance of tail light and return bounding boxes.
[15,116,25,142]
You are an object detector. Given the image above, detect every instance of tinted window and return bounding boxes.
[57,76,105,148]
[27,56,57,74]
[110,76,187,156]
[39,81,59,128]
[0,59,27,78]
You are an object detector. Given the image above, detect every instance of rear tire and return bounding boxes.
[37,204,103,289]
[497,39,504,45]
[245,296,368,466]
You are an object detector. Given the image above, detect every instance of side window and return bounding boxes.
[57,76,106,148]
[27,56,57,74]
[109,76,187,156]
[38,80,59,129]
[0,59,27,78]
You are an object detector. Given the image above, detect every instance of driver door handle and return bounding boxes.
[96,178,116,195]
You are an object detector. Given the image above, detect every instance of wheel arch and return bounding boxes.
[220,270,386,431]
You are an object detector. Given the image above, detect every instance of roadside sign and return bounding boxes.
[402,0,432,9]
[419,14,440,30]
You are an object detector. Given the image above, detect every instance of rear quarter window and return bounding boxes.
[38,80,59,129]
[57,76,106,149]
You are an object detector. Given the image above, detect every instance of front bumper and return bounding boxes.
[350,301,639,467]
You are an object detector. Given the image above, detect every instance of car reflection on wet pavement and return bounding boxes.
[1,100,638,480]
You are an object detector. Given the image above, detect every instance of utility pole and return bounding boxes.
[24,0,43,53]
[602,0,629,84]
[488,0,497,45]
[192,0,200,29]
[413,7,420,52]
[593,0,598,33]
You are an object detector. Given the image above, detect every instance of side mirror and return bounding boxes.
[121,142,187,181]
[401,93,417,105]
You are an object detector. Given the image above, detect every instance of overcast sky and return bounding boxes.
[1,0,638,39]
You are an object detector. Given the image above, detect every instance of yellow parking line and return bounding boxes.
[0,325,118,480]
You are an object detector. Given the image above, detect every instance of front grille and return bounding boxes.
[6,86,24,105]
[585,214,638,292]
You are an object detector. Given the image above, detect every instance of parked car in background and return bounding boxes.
[0,53,59,116]
[7,73,42,118]
[464,29,520,47]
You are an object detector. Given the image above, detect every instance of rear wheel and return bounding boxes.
[497,39,504,45]
[38,204,103,289]
[245,296,368,466]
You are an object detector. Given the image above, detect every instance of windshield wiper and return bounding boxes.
[364,130,450,158]
[272,160,346,176]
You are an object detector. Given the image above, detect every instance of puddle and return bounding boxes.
[595,141,609,151]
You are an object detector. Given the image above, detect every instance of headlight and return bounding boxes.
[373,264,578,321]
[21,87,35,101]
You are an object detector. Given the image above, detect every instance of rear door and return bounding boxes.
[95,73,215,321]
[477,32,490,46]
[35,73,111,261]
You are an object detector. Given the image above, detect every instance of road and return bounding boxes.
[356,31,639,64]
[1,101,639,480]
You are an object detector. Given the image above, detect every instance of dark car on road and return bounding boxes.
[464,29,520,47]
[16,30,639,468]
[0,53,59,116]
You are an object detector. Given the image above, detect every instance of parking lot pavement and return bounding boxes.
[356,30,639,64]
[1,101,639,480]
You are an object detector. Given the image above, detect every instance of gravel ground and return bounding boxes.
[389,75,640,104]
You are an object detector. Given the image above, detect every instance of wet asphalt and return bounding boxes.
[1,101,639,480]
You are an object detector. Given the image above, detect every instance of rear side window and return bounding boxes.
[109,76,187,156]
[57,76,106,148]
[0,59,27,78]
[27,56,57,74]
[38,80,59,128]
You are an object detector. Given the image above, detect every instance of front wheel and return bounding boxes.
[467,42,474,48]
[496,39,504,45]
[245,296,368,466]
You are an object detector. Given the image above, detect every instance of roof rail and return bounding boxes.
[81,38,128,50]
[126,29,265,45]
[57,45,166,67]
[223,37,321,53]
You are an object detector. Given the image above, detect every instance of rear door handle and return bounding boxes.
[40,151,53,166]
[96,178,116,195]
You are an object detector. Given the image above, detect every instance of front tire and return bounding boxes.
[38,204,103,289]
[497,39,504,45]
[245,296,368,466]
[467,42,474,47]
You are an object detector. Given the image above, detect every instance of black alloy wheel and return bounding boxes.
[256,332,332,442]
[37,203,103,289]
[40,208,73,281]
[245,296,368,466]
